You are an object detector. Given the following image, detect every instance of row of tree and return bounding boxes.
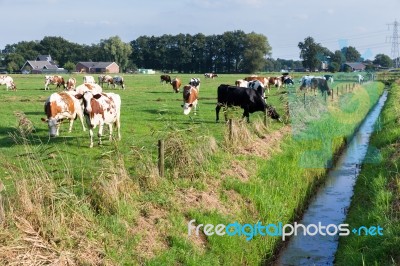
[0,33,394,74]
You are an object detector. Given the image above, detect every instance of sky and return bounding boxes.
[1,0,400,61]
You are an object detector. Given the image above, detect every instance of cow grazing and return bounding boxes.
[171,78,181,93]
[189,78,201,90]
[357,74,364,84]
[112,76,125,89]
[216,84,281,122]
[75,92,121,148]
[98,75,113,88]
[44,75,65,90]
[83,75,96,84]
[300,77,331,96]
[0,75,17,91]
[182,85,199,115]
[247,80,266,99]
[244,76,269,92]
[324,75,334,84]
[204,73,218,79]
[160,75,171,84]
[66,77,77,91]
[75,83,103,95]
[282,76,294,87]
[41,91,86,137]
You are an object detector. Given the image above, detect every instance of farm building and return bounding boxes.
[137,68,156,74]
[342,62,366,72]
[76,62,119,73]
[20,55,67,74]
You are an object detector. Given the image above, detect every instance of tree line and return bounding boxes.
[0,33,394,74]
[0,30,272,74]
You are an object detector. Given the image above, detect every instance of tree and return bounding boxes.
[341,46,361,62]
[4,53,25,72]
[240,32,271,73]
[373,54,393,68]
[63,61,76,73]
[298,37,324,71]
[100,36,132,72]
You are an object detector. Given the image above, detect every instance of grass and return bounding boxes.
[335,82,400,266]
[0,72,385,265]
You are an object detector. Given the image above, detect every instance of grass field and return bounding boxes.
[0,73,385,265]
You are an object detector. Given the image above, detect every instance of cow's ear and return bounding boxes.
[41,118,48,122]
[75,94,83,99]
[93,94,102,99]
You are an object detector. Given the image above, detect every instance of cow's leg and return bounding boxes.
[98,124,104,145]
[56,123,61,136]
[68,119,74,132]
[89,128,94,148]
[77,113,86,131]
[242,108,250,123]
[108,123,113,141]
[216,104,221,122]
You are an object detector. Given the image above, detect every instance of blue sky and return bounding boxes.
[1,0,399,60]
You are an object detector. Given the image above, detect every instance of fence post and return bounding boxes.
[158,139,165,178]
[303,92,306,108]
[337,86,339,96]
[229,119,233,141]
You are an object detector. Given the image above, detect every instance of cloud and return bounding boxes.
[293,14,309,20]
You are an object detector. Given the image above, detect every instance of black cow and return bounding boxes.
[301,78,331,96]
[216,84,280,122]
[160,75,171,84]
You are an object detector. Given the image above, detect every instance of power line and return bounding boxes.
[387,20,400,68]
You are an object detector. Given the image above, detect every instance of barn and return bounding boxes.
[76,62,120,74]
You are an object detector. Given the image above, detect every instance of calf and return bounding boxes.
[182,85,199,115]
[41,91,86,137]
[0,75,17,91]
[75,92,121,148]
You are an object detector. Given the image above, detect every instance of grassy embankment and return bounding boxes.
[335,82,400,265]
[0,73,383,265]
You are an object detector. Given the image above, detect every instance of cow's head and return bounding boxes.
[266,104,282,122]
[75,91,102,114]
[41,117,60,137]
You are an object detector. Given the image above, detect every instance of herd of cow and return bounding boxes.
[0,72,342,148]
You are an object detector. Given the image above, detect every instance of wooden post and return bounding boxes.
[229,119,233,141]
[337,86,339,96]
[331,89,334,100]
[303,92,306,108]
[158,139,164,177]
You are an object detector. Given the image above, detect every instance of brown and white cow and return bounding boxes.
[98,75,114,88]
[83,75,96,84]
[182,85,198,115]
[204,73,218,79]
[235,79,248,87]
[44,75,65,90]
[244,76,270,92]
[66,77,77,91]
[171,78,181,93]
[41,91,86,137]
[75,92,121,148]
[0,75,17,91]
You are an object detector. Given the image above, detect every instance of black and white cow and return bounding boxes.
[215,84,280,122]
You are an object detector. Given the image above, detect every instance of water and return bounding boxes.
[275,90,388,266]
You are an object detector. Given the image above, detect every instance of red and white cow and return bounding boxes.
[41,91,86,137]
[66,77,77,91]
[75,92,121,148]
[171,78,181,93]
[235,79,248,87]
[98,75,114,88]
[204,73,218,79]
[244,76,269,92]
[44,75,65,90]
[0,75,17,91]
[182,85,198,115]
[83,75,96,84]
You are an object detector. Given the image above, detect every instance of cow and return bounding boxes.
[44,75,65,90]
[171,78,181,93]
[215,84,281,123]
[74,91,121,148]
[204,73,218,79]
[247,80,266,99]
[281,76,294,87]
[66,77,77,91]
[112,76,125,89]
[0,75,17,91]
[182,85,199,115]
[189,78,201,91]
[160,74,171,84]
[98,75,113,88]
[244,76,270,92]
[300,77,331,96]
[357,74,364,84]
[75,83,103,95]
[235,79,248,87]
[324,75,334,84]
[83,75,96,84]
[41,91,86,137]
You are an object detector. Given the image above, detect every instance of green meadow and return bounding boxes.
[0,73,385,265]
